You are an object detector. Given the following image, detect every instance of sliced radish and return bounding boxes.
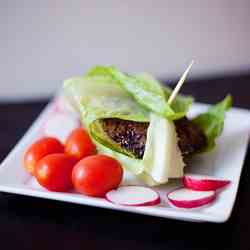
[43,112,80,143]
[106,186,160,206]
[183,174,230,191]
[167,188,216,209]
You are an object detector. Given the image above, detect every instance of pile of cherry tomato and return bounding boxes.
[23,128,123,197]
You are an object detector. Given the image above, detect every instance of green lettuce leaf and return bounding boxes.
[163,88,193,115]
[192,95,232,151]
[86,66,192,120]
[64,76,149,126]
[136,73,194,116]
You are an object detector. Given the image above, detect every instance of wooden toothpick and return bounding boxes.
[167,60,194,105]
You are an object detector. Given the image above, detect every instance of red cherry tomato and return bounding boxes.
[23,137,64,175]
[35,153,77,192]
[65,128,96,160]
[72,155,123,197]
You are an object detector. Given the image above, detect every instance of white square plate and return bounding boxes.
[1,98,250,223]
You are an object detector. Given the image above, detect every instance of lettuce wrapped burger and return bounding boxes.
[64,66,232,186]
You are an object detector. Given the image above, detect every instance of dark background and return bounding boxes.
[0,74,250,250]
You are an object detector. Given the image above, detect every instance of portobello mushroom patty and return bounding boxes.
[101,117,207,159]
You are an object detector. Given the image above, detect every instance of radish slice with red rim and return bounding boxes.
[106,186,160,206]
[43,113,80,143]
[183,174,230,191]
[167,188,216,209]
